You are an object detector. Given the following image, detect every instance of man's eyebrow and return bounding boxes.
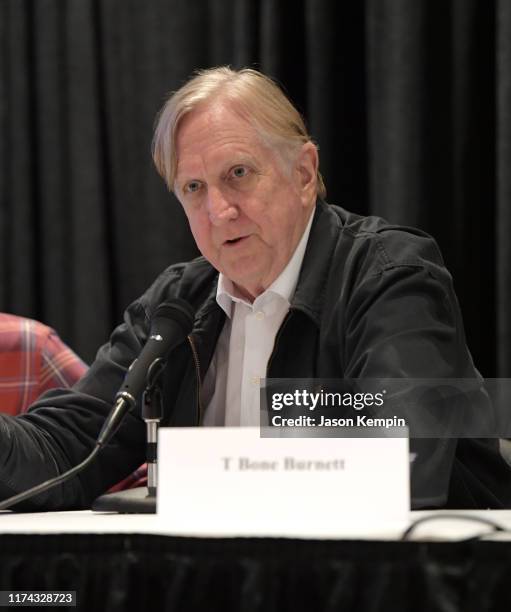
[223,154,259,168]
[175,151,259,184]
[174,165,197,186]
[173,172,194,194]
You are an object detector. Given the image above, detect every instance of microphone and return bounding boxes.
[96,299,195,448]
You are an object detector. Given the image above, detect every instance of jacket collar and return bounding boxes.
[290,199,342,325]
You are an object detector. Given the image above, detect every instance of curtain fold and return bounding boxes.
[497,0,511,376]
[0,0,508,374]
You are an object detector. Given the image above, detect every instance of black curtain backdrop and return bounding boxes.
[0,0,510,377]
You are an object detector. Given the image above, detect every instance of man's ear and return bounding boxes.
[295,142,319,205]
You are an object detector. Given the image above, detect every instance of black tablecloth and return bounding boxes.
[1,534,510,611]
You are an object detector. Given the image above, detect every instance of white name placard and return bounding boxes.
[157,427,409,538]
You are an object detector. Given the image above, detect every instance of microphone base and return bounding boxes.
[92,487,156,514]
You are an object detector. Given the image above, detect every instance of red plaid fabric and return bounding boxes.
[0,313,148,490]
[0,313,88,416]
[107,464,148,492]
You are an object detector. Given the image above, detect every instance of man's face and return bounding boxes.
[174,102,317,301]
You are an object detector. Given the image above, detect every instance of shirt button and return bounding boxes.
[255,311,265,320]
[251,376,260,386]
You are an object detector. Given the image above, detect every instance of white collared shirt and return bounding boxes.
[202,211,314,426]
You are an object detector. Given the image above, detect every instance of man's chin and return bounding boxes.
[226,270,265,302]
[223,260,260,284]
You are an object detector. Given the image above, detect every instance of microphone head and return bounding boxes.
[152,299,195,338]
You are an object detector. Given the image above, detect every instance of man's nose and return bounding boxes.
[207,187,238,226]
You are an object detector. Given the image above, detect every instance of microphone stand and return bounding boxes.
[91,360,165,514]
[142,359,165,499]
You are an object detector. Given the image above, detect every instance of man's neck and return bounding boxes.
[228,206,316,304]
[231,283,260,304]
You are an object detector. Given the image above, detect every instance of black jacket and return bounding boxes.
[1,200,509,510]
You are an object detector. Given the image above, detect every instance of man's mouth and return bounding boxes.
[224,235,249,247]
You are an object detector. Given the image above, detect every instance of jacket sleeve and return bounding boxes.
[340,230,502,508]
[0,298,153,511]
[344,269,475,379]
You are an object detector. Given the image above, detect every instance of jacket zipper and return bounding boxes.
[187,335,203,425]
[266,311,293,378]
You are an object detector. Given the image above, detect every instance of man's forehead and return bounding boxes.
[175,102,269,172]
[177,100,254,139]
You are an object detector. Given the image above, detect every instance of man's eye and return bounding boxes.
[184,181,201,194]
[230,166,249,179]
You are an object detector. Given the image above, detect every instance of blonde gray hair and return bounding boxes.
[152,66,326,198]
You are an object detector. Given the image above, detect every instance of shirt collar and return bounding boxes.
[216,209,315,318]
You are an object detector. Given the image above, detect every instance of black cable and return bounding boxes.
[0,444,102,511]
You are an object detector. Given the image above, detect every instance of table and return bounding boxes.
[1,510,511,611]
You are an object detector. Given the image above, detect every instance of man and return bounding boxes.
[0,67,509,510]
